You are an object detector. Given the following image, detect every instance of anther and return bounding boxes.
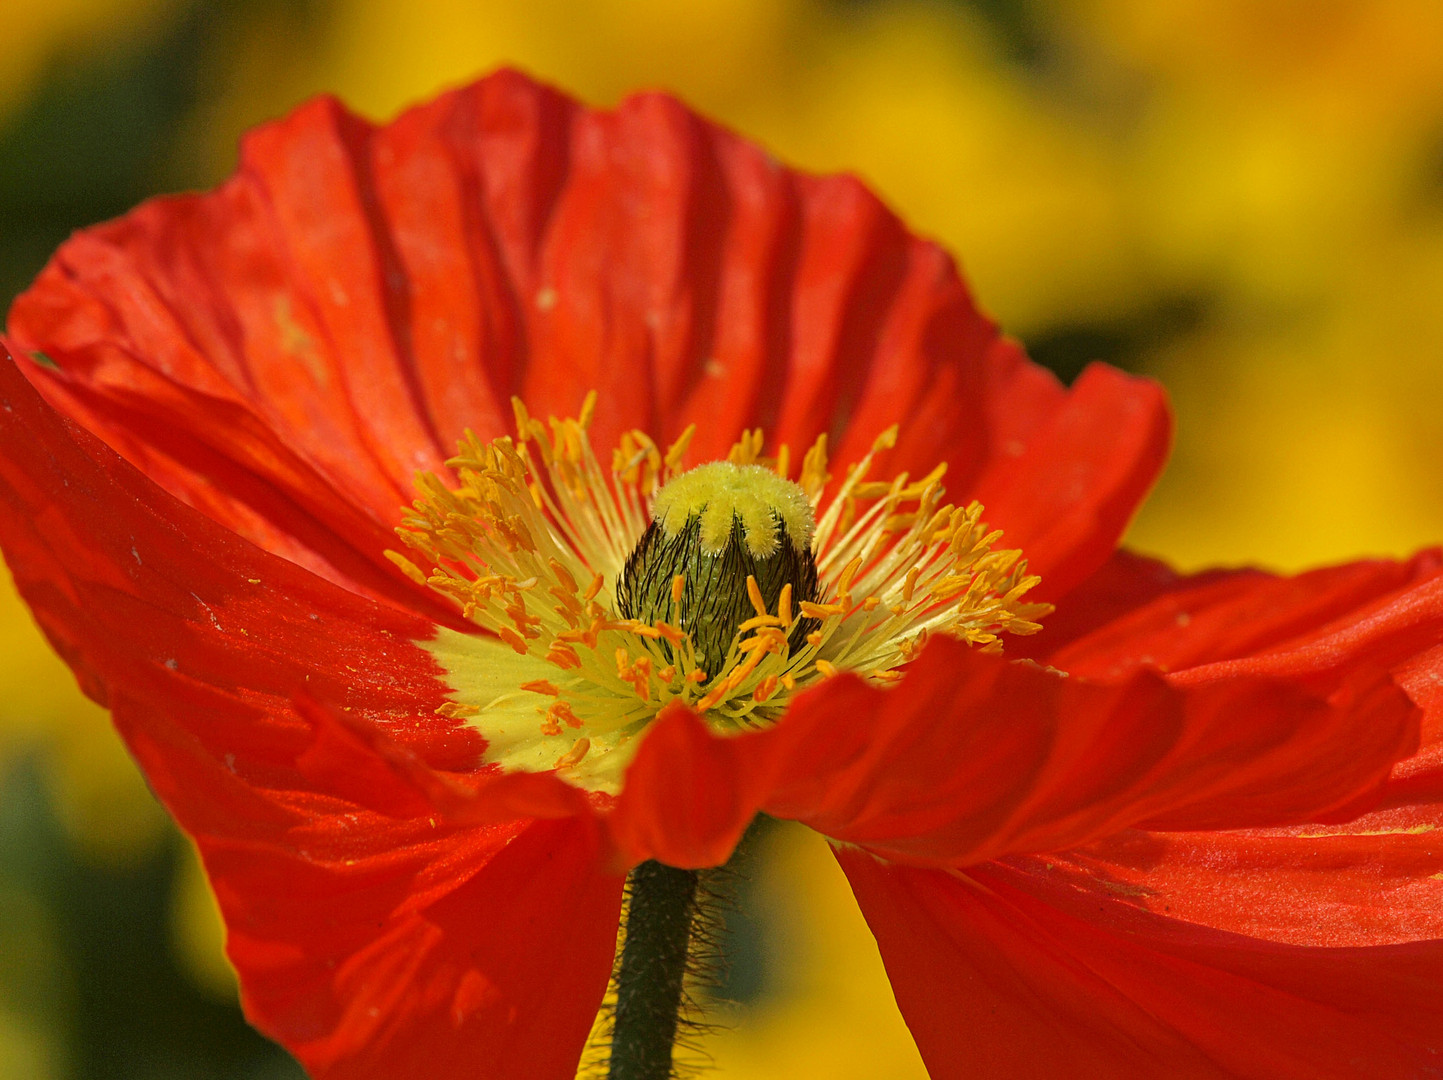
[745,575,768,619]
[555,737,591,769]
[497,625,529,654]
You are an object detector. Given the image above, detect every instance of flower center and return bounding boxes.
[390,395,1052,794]
[616,462,820,680]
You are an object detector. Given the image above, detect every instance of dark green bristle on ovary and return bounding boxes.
[615,462,820,680]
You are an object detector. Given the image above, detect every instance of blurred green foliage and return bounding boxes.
[0,4,198,308]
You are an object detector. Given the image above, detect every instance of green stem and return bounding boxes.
[608,860,700,1080]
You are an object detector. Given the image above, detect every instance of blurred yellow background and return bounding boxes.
[3,1,1442,1077]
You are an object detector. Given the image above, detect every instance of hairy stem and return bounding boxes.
[608,860,700,1080]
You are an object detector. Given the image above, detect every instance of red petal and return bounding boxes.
[1050,808,1443,951]
[969,363,1172,600]
[0,349,474,769]
[838,849,1443,1079]
[0,340,591,835]
[1030,548,1443,683]
[0,349,623,1076]
[980,335,1068,455]
[605,704,779,869]
[1133,563,1443,811]
[4,186,452,614]
[291,696,592,828]
[1173,570,1443,688]
[208,805,619,1080]
[750,638,1415,864]
[6,69,1080,602]
[595,637,1416,868]
[1015,547,1443,823]
[117,684,618,1080]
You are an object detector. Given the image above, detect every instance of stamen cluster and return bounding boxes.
[389,396,1051,787]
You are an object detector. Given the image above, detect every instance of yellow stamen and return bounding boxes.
[385,550,430,585]
[653,621,687,645]
[664,426,695,471]
[398,393,1050,798]
[738,614,785,633]
[549,558,578,595]
[544,700,582,733]
[556,737,591,769]
[798,433,830,502]
[546,642,582,670]
[497,626,529,654]
[745,575,768,618]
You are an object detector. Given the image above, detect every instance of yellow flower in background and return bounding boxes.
[732,2,1144,335]
[0,882,70,1080]
[1128,219,1443,569]
[169,840,238,1000]
[1066,0,1443,569]
[1064,0,1443,304]
[1067,0,1443,124]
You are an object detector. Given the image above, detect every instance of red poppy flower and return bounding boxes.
[2,69,1441,1079]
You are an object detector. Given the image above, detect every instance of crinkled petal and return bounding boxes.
[0,349,620,1076]
[1174,570,1443,688]
[5,69,1062,602]
[0,349,472,768]
[289,696,593,828]
[1016,546,1443,821]
[606,704,777,869]
[1048,813,1443,950]
[1141,562,1443,811]
[6,71,1168,635]
[1029,548,1443,683]
[837,849,1443,1080]
[4,190,453,615]
[210,807,619,1080]
[120,679,619,1080]
[602,637,1416,868]
[969,363,1172,600]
